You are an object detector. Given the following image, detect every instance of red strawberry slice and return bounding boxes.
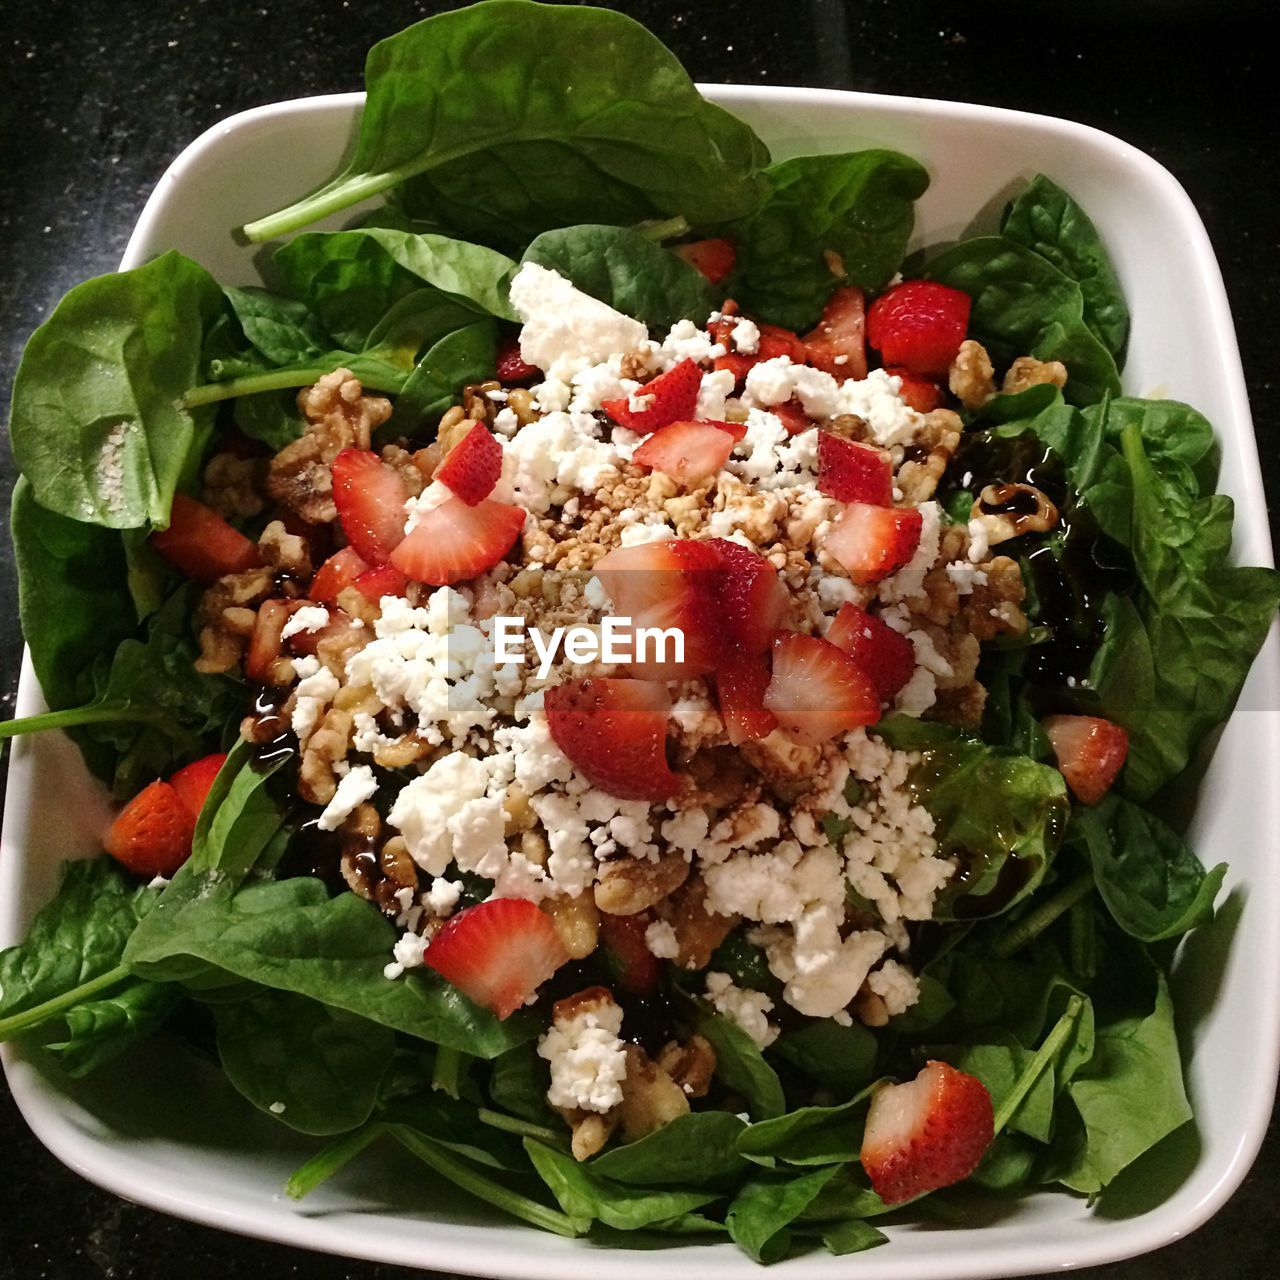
[715,652,778,745]
[309,546,370,603]
[826,604,916,703]
[496,336,539,384]
[600,912,663,994]
[103,780,198,879]
[390,495,525,586]
[705,538,789,656]
[804,286,868,380]
[602,358,702,435]
[424,898,569,1020]
[822,503,923,585]
[149,494,261,585]
[632,420,740,487]
[818,434,894,505]
[674,238,736,285]
[713,323,809,386]
[544,678,680,801]
[434,421,503,506]
[168,753,228,821]
[886,367,943,413]
[771,399,810,436]
[861,1061,994,1206]
[867,280,971,378]
[352,561,409,602]
[1042,714,1129,805]
[332,448,409,565]
[763,631,881,742]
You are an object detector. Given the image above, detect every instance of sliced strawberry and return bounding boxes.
[434,422,503,506]
[601,358,701,435]
[763,631,880,742]
[496,335,539,384]
[821,503,923,585]
[168,753,228,821]
[803,286,868,380]
[390,496,525,586]
[713,323,808,386]
[887,366,943,413]
[818,434,893,505]
[544,678,680,801]
[103,780,197,879]
[867,280,971,378]
[861,1061,994,1206]
[309,546,370,604]
[149,494,261,585]
[352,561,409,602]
[771,399,810,436]
[673,237,736,285]
[715,651,778,746]
[424,898,569,1020]
[826,604,916,703]
[632,420,739,487]
[245,599,296,684]
[331,448,409,564]
[599,912,662,993]
[1042,714,1129,805]
[705,538,789,656]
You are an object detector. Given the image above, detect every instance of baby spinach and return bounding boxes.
[686,997,786,1120]
[818,1218,888,1256]
[221,285,332,368]
[589,1112,749,1188]
[242,3,769,249]
[43,979,181,1078]
[737,1091,874,1167]
[925,1033,1057,1143]
[387,319,498,436]
[770,1019,876,1097]
[726,1164,843,1263]
[487,1042,556,1124]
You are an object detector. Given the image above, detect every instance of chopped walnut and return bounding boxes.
[561,1108,618,1161]
[257,519,312,580]
[852,986,890,1028]
[1003,355,1068,395]
[616,1044,689,1143]
[896,408,963,505]
[948,339,996,411]
[379,444,431,497]
[298,707,353,805]
[202,452,267,519]
[651,876,738,970]
[971,482,1059,544]
[657,1034,716,1099]
[594,850,690,916]
[545,891,601,961]
[194,567,274,674]
[741,729,824,803]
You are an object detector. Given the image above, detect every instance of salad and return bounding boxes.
[2,0,1277,1264]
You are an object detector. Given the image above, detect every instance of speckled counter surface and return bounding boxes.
[0,2,1275,1277]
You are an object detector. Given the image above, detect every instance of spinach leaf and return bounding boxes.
[737,1091,874,1167]
[220,285,331,367]
[522,225,717,332]
[232,391,305,451]
[10,251,225,528]
[1086,395,1219,495]
[488,1042,555,1124]
[1001,175,1129,361]
[771,1019,876,1097]
[44,978,181,1077]
[242,3,769,248]
[214,987,394,1135]
[925,1034,1056,1142]
[819,1218,888,1256]
[590,1112,749,1187]
[726,150,930,331]
[726,1164,843,1263]
[687,998,786,1120]
[386,1091,529,1171]
[386,319,498,436]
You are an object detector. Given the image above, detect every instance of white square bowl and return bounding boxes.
[3,86,1278,1280]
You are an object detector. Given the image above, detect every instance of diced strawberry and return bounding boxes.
[496,336,539,384]
[886,367,943,413]
[826,604,916,703]
[867,280,971,378]
[103,780,198,879]
[632,420,739,487]
[331,448,409,565]
[434,422,503,506]
[860,1061,994,1206]
[715,652,778,746]
[803,286,868,380]
[149,494,261,585]
[245,599,296,684]
[599,912,662,994]
[763,631,880,742]
[771,399,810,436]
[309,546,370,604]
[544,678,680,801]
[705,538,789,656]
[713,320,809,387]
[821,503,923,585]
[601,358,702,435]
[424,898,569,1020]
[352,561,409,602]
[1042,714,1129,805]
[390,496,525,586]
[168,753,228,821]
[673,238,736,285]
[707,298,741,350]
[817,434,893,505]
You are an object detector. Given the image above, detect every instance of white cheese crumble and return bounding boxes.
[705,971,778,1048]
[280,605,330,641]
[317,764,378,832]
[537,996,628,1114]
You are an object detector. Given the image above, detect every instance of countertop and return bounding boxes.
[0,1,1275,1277]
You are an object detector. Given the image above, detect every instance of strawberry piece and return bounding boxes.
[103,780,198,879]
[496,336,539,384]
[817,434,893,505]
[434,422,503,506]
[168,753,227,821]
[599,912,663,995]
[715,652,778,745]
[352,561,409,602]
[886,366,943,413]
[149,494,261,585]
[771,399,810,436]
[867,280,971,378]
[332,448,409,565]
[822,502,923,585]
[309,546,369,604]
[544,678,680,801]
[245,599,296,684]
[673,238,736,285]
[632,420,739,487]
[706,538,789,656]
[424,898,568,1020]
[1043,714,1129,805]
[601,358,702,435]
[803,286,868,380]
[713,322,809,387]
[763,631,880,742]
[861,1061,994,1206]
[826,604,916,703]
[390,495,525,586]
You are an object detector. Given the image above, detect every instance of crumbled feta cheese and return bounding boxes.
[291,664,340,744]
[867,958,921,1017]
[657,318,723,367]
[502,409,623,513]
[644,919,679,960]
[967,516,990,563]
[403,480,454,533]
[731,317,760,354]
[280,605,330,641]
[317,764,378,832]
[387,752,505,877]
[424,878,463,918]
[619,519,676,547]
[727,410,820,490]
[537,996,628,1113]
[705,971,778,1048]
[695,367,737,420]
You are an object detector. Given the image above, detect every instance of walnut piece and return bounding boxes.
[194,567,274,674]
[616,1044,689,1143]
[594,850,690,916]
[948,339,996,411]
[1003,355,1068,395]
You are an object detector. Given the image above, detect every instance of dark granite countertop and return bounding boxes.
[1,2,1275,1277]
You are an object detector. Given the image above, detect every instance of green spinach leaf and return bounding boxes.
[737,1091,874,1167]
[726,1164,843,1263]
[221,285,331,367]
[43,978,181,1077]
[687,998,786,1120]
[819,1218,888,1256]
[387,319,498,436]
[590,1112,749,1187]
[771,1018,876,1097]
